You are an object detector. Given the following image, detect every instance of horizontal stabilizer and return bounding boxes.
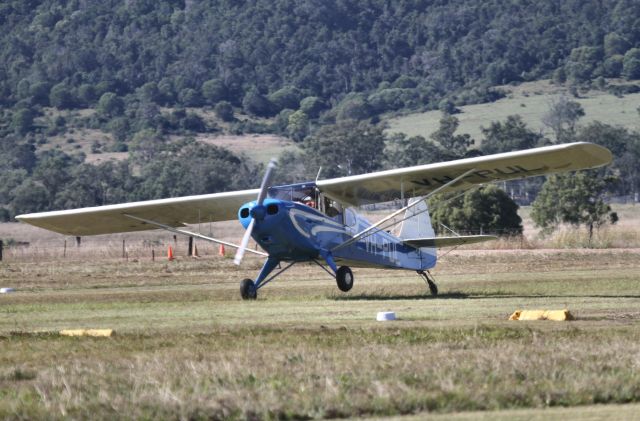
[403,235,497,248]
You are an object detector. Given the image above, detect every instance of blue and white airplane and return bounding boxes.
[17,142,611,299]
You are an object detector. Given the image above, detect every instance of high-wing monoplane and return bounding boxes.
[17,142,611,299]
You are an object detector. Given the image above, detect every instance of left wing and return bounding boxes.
[317,142,611,206]
[16,189,259,236]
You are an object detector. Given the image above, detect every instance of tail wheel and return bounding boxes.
[336,266,354,292]
[240,278,257,300]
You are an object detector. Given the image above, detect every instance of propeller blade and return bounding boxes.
[234,218,255,265]
[233,158,277,266]
[256,158,277,205]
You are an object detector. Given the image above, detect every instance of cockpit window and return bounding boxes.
[345,208,357,227]
[268,183,318,208]
[323,196,343,223]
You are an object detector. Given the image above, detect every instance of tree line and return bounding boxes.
[2,106,639,239]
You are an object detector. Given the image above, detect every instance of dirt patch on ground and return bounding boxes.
[85,151,128,164]
[197,134,290,152]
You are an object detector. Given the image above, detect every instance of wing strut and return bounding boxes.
[331,168,477,252]
[123,214,268,257]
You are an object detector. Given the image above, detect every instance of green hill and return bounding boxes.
[2,1,640,218]
[388,80,640,142]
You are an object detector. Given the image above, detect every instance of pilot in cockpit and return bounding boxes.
[298,186,317,208]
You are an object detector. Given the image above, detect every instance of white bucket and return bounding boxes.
[376,311,396,321]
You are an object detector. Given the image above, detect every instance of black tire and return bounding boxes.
[240,278,257,300]
[336,266,354,292]
[427,279,438,296]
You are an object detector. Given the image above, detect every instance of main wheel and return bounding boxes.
[240,278,257,300]
[336,266,354,292]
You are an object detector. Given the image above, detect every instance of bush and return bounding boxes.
[97,93,124,119]
[178,88,202,107]
[336,94,373,121]
[299,96,326,118]
[202,79,228,104]
[0,207,10,221]
[429,186,523,236]
[181,112,206,132]
[49,83,76,109]
[268,86,302,111]
[242,89,275,117]
[214,101,235,122]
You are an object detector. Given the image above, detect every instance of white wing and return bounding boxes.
[16,189,259,236]
[317,142,612,205]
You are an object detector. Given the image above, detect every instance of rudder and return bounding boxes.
[399,198,435,240]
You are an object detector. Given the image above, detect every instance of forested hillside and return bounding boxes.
[3,0,640,115]
[1,0,640,219]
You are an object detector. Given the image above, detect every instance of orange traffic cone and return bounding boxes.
[218,244,225,257]
[167,246,174,261]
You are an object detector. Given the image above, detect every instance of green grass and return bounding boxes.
[1,250,640,419]
[387,80,640,141]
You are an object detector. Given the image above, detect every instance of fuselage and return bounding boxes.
[238,198,436,271]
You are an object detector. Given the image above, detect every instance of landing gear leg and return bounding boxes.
[239,257,280,300]
[239,258,297,300]
[418,270,438,296]
[318,251,354,293]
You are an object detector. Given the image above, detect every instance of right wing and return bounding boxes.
[403,235,498,248]
[16,189,259,236]
[317,142,612,206]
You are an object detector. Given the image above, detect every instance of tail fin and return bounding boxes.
[399,198,435,240]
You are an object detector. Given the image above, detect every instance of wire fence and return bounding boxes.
[0,236,234,263]
[1,223,638,264]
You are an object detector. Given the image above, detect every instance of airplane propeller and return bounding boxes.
[233,158,277,266]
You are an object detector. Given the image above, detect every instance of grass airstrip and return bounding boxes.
[1,243,640,419]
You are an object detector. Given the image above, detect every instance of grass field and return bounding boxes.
[387,80,640,141]
[34,107,297,166]
[2,247,640,420]
[195,133,297,165]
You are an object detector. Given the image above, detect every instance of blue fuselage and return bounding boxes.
[238,198,436,271]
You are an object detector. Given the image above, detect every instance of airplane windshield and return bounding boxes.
[268,183,318,208]
[268,182,344,223]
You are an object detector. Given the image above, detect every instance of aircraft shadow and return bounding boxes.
[332,293,640,301]
[332,292,470,301]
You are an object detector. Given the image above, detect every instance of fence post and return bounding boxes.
[0,240,3,262]
[63,240,67,258]
[152,249,155,261]
[76,236,81,247]
[122,239,126,259]
[188,236,193,256]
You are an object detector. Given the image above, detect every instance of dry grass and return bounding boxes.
[3,327,640,420]
[194,133,298,164]
[1,202,639,419]
[1,248,640,419]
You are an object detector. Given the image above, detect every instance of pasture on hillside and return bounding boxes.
[387,80,640,142]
